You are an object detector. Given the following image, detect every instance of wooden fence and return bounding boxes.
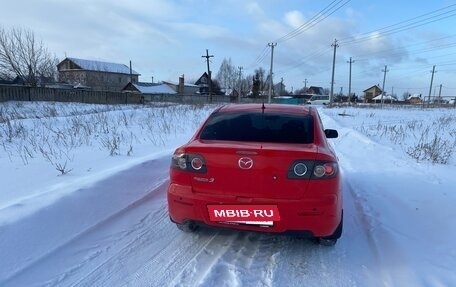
[0,85,269,105]
[0,85,143,104]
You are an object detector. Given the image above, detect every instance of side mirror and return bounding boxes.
[324,129,338,138]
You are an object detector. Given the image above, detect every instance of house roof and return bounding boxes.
[195,72,210,85]
[61,57,140,75]
[162,81,199,88]
[407,94,422,100]
[373,94,396,101]
[307,86,324,95]
[129,82,177,94]
[363,85,382,93]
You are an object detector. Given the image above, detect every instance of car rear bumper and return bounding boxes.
[167,183,342,237]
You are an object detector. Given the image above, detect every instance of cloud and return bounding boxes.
[284,10,306,29]
[167,22,230,40]
[246,2,265,17]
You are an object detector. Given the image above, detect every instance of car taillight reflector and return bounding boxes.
[173,154,187,169]
[171,153,207,173]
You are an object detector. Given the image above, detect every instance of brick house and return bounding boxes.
[57,57,140,92]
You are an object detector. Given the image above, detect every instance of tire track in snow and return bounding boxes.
[2,177,168,287]
[1,157,171,287]
[169,231,282,287]
[116,226,221,287]
[322,111,424,286]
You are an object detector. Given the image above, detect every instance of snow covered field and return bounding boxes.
[0,101,455,286]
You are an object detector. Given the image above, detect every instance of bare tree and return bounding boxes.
[216,58,237,91]
[0,26,58,86]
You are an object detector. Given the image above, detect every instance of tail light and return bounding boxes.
[171,153,207,173]
[288,160,338,179]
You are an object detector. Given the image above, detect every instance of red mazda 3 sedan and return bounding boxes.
[167,104,342,245]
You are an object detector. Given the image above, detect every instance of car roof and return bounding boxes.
[216,104,313,115]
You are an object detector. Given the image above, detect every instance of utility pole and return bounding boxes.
[303,78,308,90]
[427,65,436,108]
[202,49,214,102]
[280,77,284,96]
[381,65,388,108]
[129,60,133,83]
[268,43,277,104]
[347,57,354,103]
[330,39,339,106]
[238,66,243,103]
[438,84,443,107]
[152,76,154,83]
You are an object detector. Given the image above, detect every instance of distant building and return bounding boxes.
[306,86,325,95]
[194,72,211,94]
[163,75,199,94]
[363,85,383,103]
[57,57,140,92]
[273,82,287,96]
[122,82,177,95]
[407,94,422,104]
[373,94,397,103]
[0,78,14,85]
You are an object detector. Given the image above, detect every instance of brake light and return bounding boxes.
[171,153,207,173]
[288,160,338,179]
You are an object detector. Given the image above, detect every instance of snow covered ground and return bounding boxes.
[0,101,455,286]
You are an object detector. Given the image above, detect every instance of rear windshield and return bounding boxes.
[199,112,314,144]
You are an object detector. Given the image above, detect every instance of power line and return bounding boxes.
[247,0,351,71]
[275,0,351,43]
[354,39,456,63]
[246,44,269,69]
[340,4,456,45]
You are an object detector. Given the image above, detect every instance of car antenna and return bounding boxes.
[261,101,266,113]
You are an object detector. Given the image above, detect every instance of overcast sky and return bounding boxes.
[1,0,456,97]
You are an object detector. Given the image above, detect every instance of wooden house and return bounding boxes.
[363,85,383,103]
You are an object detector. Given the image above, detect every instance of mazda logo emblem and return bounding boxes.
[238,157,254,170]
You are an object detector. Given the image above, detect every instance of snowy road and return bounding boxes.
[2,106,455,286]
[0,154,414,287]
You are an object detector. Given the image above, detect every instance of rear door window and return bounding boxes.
[199,112,314,144]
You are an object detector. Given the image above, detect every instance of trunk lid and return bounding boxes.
[187,140,318,200]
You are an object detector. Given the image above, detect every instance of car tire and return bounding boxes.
[176,221,199,232]
[318,238,337,246]
[317,210,343,246]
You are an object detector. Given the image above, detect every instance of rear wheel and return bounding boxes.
[176,221,199,232]
[318,238,337,246]
[317,210,343,246]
